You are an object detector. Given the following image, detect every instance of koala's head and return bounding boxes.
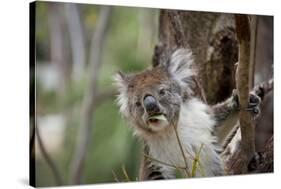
[114,49,196,136]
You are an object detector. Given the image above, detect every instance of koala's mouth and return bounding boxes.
[146,114,168,126]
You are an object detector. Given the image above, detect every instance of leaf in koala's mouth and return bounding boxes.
[148,114,167,121]
[147,114,167,127]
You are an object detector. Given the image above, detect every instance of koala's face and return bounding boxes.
[118,67,182,133]
[114,49,196,136]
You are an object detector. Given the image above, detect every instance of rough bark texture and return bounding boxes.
[235,15,255,173]
[152,9,273,175]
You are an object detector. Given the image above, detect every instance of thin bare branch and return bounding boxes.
[172,124,191,177]
[70,6,112,184]
[48,4,69,94]
[111,170,120,182]
[191,144,204,177]
[64,3,86,81]
[121,165,131,181]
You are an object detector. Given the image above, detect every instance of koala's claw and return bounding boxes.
[248,92,261,107]
[232,89,261,118]
[245,93,261,117]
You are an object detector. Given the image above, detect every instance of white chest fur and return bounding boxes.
[147,98,224,177]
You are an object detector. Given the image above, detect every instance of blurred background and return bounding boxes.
[33,1,158,187]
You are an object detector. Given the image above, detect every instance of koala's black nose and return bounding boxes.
[143,95,160,114]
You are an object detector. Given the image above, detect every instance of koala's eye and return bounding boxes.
[135,101,141,107]
[159,88,167,96]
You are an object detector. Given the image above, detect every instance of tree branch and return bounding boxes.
[172,124,191,177]
[36,124,64,185]
[235,15,255,173]
[249,15,258,86]
[70,6,112,184]
[64,3,86,81]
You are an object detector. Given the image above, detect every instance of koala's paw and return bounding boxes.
[246,92,261,117]
[231,89,261,118]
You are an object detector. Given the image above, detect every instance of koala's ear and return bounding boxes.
[167,48,196,95]
[114,71,128,87]
[113,71,130,116]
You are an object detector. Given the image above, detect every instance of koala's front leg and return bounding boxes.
[212,90,261,146]
[139,145,175,180]
[139,155,174,180]
[212,89,261,125]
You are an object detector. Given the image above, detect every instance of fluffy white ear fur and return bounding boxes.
[168,48,196,95]
[113,72,129,117]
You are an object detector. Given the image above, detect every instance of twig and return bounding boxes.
[64,3,86,81]
[235,14,255,173]
[122,165,131,181]
[36,125,64,185]
[197,161,206,176]
[172,124,191,177]
[191,144,204,177]
[111,170,120,182]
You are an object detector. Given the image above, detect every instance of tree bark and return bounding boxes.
[235,15,255,173]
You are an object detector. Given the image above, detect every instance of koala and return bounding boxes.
[114,48,261,180]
